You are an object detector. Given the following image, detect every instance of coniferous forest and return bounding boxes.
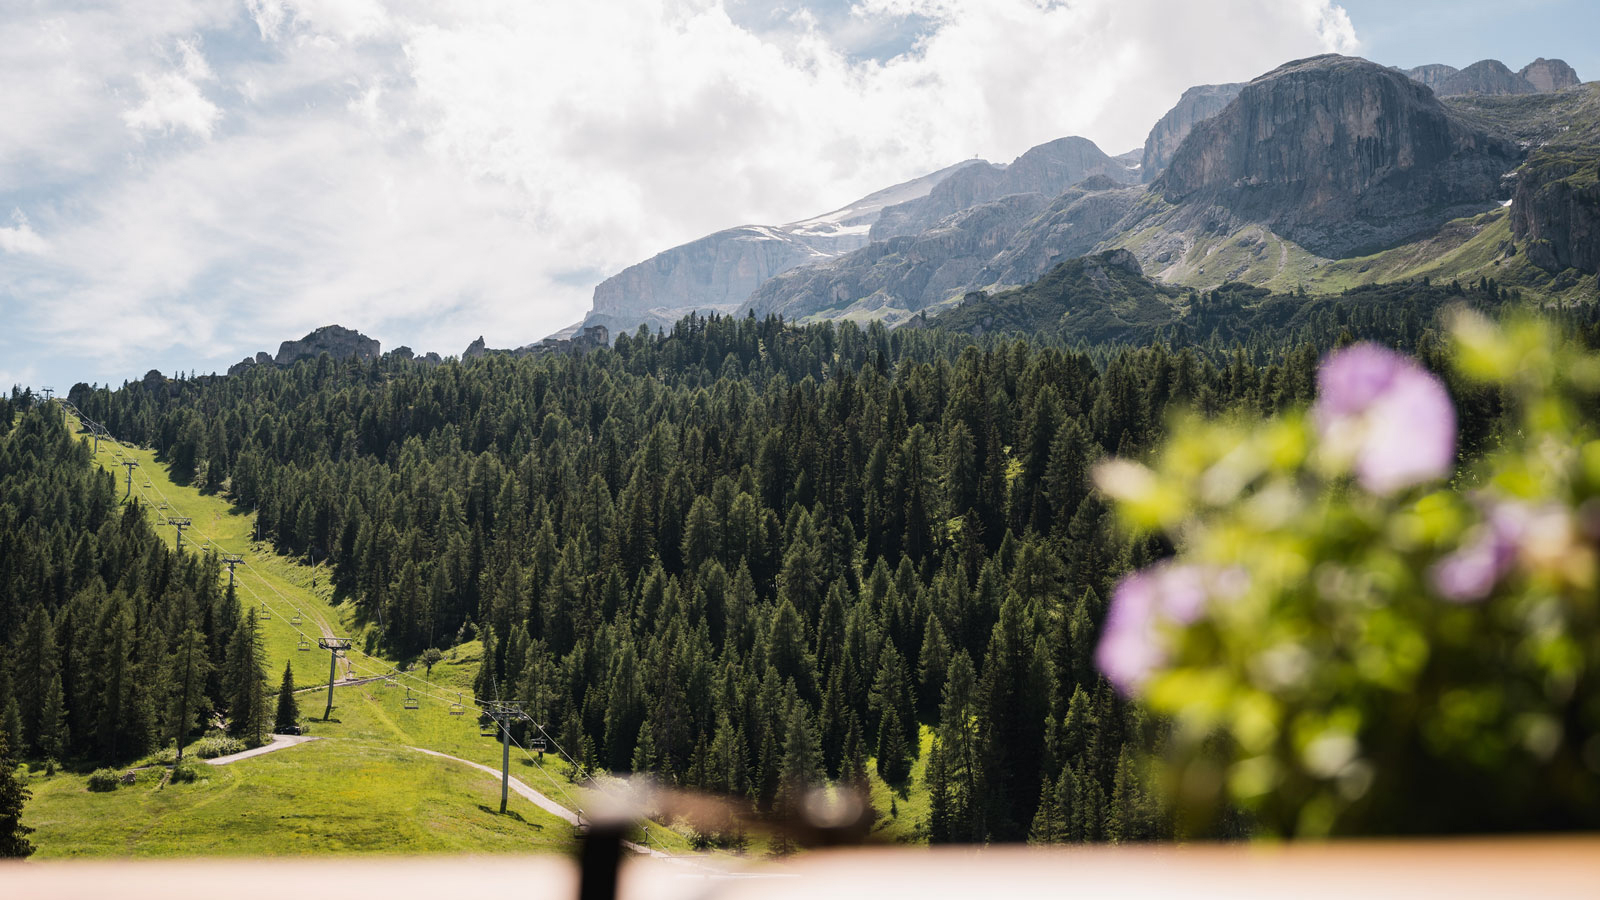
[6,277,1596,846]
[0,403,271,772]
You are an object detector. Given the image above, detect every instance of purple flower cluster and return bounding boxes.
[1312,344,1457,495]
[1097,564,1228,695]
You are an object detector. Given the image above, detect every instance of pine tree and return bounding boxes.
[166,623,213,762]
[0,727,34,858]
[274,662,299,734]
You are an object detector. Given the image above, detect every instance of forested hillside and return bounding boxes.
[56,278,1594,842]
[0,403,271,770]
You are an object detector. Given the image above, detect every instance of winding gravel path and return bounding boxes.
[203,734,321,766]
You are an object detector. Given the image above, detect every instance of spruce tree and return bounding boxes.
[274,662,299,734]
[37,672,67,762]
[875,707,910,785]
[224,610,267,744]
[0,727,33,858]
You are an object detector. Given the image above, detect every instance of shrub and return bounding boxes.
[191,735,247,760]
[86,769,122,792]
[169,763,200,784]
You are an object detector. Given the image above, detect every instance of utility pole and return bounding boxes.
[169,516,192,553]
[318,637,353,720]
[120,460,138,499]
[222,554,243,589]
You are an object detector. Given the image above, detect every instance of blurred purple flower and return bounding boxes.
[1429,502,1531,602]
[1313,343,1456,495]
[1097,564,1220,695]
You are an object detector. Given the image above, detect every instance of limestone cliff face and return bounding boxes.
[1405,64,1458,90]
[585,160,980,332]
[1512,150,1600,274]
[1518,58,1582,93]
[979,178,1145,287]
[871,137,1136,240]
[590,225,844,318]
[1141,83,1244,182]
[275,325,380,366]
[1156,55,1519,257]
[740,175,1142,322]
[744,193,1051,321]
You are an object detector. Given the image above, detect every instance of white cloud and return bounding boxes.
[123,38,222,138]
[0,0,1359,389]
[0,212,48,256]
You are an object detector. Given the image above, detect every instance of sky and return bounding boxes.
[0,0,1589,391]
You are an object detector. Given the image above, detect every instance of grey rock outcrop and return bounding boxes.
[1518,58,1581,93]
[870,137,1137,240]
[228,325,380,376]
[1141,83,1245,181]
[1511,149,1600,274]
[275,325,379,366]
[1155,54,1520,257]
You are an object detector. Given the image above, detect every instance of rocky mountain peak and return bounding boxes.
[1141,82,1245,182]
[1436,59,1536,97]
[1155,54,1519,257]
[870,136,1135,240]
[1519,58,1582,92]
[275,325,380,366]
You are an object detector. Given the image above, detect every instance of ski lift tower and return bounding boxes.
[317,637,353,720]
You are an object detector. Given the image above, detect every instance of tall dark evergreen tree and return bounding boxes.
[0,727,34,858]
[274,662,300,734]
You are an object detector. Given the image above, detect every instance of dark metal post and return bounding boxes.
[317,638,352,719]
[500,714,512,814]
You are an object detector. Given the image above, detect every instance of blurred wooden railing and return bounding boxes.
[4,837,1598,900]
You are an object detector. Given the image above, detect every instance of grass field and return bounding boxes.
[24,740,575,858]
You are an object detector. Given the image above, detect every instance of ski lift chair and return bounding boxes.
[298,637,311,651]
[449,693,466,716]
[403,689,419,710]
[259,604,272,620]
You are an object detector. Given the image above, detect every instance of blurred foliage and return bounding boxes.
[1098,312,1600,837]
